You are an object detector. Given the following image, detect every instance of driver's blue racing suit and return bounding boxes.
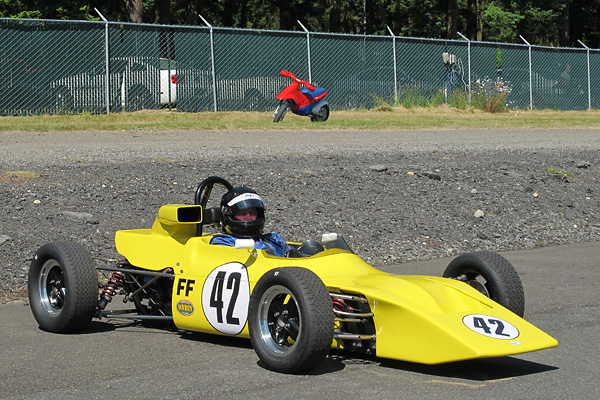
[210,232,294,257]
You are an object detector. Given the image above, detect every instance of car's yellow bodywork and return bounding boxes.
[115,204,557,365]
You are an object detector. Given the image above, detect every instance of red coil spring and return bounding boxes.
[98,271,124,309]
[332,298,353,312]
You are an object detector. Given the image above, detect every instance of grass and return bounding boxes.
[150,157,177,163]
[0,170,41,183]
[1,107,600,132]
[543,168,574,177]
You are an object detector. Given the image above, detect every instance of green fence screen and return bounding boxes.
[1,17,598,115]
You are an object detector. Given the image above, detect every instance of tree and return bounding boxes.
[467,0,478,39]
[127,0,143,23]
[185,1,199,26]
[483,1,524,42]
[446,0,458,39]
[155,0,170,24]
[560,0,571,46]
[3,0,600,48]
[329,0,342,32]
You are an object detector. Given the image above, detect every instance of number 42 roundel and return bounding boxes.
[202,262,250,335]
[463,314,520,340]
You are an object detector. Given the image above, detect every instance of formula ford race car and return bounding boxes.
[28,176,558,373]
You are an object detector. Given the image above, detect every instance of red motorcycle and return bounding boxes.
[273,70,329,122]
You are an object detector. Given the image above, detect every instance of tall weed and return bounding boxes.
[471,77,512,113]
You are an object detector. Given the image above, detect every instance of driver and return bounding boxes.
[210,187,295,257]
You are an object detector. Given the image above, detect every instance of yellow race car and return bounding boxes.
[28,176,558,373]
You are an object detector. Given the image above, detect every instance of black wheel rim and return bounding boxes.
[39,259,66,314]
[257,285,301,355]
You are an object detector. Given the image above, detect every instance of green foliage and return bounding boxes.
[0,1,597,47]
[15,10,42,19]
[396,86,434,108]
[483,1,525,42]
[520,4,564,46]
[372,96,395,111]
[447,90,470,110]
[397,87,443,109]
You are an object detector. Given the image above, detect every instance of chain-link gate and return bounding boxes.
[1,17,599,116]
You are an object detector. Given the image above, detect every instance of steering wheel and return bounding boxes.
[194,176,234,208]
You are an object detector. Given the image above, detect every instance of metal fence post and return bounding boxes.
[386,26,398,103]
[578,39,592,110]
[199,14,218,112]
[520,35,533,110]
[297,21,312,82]
[457,32,471,103]
[95,8,110,114]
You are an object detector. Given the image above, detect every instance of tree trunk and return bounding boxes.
[467,0,477,40]
[278,0,293,30]
[126,0,143,23]
[239,1,248,28]
[186,1,199,26]
[447,0,458,39]
[329,0,341,32]
[363,0,375,34]
[155,0,171,25]
[222,0,235,27]
[477,0,486,41]
[560,1,571,47]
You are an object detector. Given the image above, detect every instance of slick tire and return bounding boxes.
[248,267,334,373]
[28,241,98,333]
[443,251,525,317]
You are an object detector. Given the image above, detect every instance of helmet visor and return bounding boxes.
[227,193,264,214]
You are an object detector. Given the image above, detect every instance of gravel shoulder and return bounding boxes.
[1,128,599,301]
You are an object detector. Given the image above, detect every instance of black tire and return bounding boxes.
[128,85,152,111]
[273,100,289,122]
[443,251,525,317]
[310,104,329,122]
[28,241,98,333]
[248,267,334,373]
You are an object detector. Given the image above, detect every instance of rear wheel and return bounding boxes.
[443,251,525,317]
[128,85,152,111]
[248,267,333,373]
[273,100,289,122]
[28,241,98,333]
[310,104,329,122]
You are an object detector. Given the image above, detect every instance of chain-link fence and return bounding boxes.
[1,17,598,116]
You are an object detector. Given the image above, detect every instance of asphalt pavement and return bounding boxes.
[1,242,598,399]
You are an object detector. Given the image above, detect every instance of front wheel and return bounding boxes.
[273,100,289,122]
[28,241,98,333]
[310,104,329,122]
[248,267,334,373]
[443,251,525,317]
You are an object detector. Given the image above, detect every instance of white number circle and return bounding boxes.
[463,314,520,340]
[202,262,250,335]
